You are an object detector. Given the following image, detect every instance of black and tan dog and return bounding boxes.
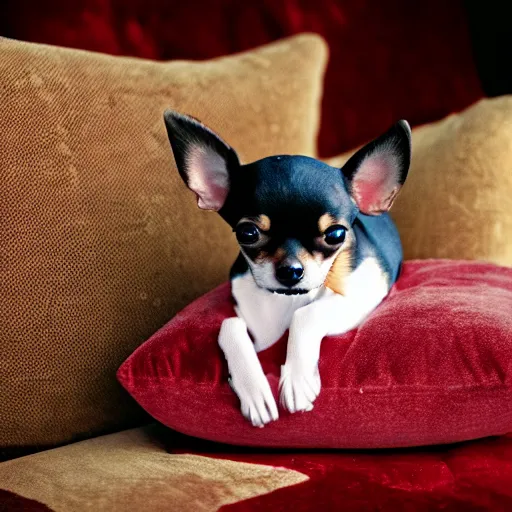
[164,111,411,427]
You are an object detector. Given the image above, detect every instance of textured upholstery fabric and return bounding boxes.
[0,425,307,511]
[0,0,484,157]
[0,34,327,452]
[118,260,512,449]
[326,97,512,267]
[3,424,512,511]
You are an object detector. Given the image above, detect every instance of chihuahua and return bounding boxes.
[164,111,411,427]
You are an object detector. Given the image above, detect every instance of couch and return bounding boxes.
[2,2,512,511]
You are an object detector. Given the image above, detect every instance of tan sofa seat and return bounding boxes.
[0,425,307,511]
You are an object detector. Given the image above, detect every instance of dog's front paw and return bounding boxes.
[279,363,321,414]
[229,372,279,428]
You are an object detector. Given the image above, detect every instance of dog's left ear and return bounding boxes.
[342,120,412,215]
[163,110,240,211]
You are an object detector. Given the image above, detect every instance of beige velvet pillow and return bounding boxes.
[326,97,512,266]
[0,34,327,453]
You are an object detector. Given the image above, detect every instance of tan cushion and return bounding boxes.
[325,97,512,266]
[0,34,327,451]
[0,425,307,511]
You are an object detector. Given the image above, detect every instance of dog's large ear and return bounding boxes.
[341,120,411,215]
[163,110,240,211]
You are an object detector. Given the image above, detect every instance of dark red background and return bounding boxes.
[0,0,484,156]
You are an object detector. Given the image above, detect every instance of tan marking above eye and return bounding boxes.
[258,214,271,231]
[318,213,336,233]
[239,215,271,232]
[317,216,350,251]
[318,214,350,234]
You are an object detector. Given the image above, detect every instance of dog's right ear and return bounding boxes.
[341,120,411,216]
[163,110,240,211]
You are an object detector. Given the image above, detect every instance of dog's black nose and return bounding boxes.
[276,261,304,287]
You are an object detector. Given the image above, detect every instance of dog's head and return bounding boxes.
[164,111,411,295]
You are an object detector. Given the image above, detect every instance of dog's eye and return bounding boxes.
[236,223,260,245]
[324,225,346,245]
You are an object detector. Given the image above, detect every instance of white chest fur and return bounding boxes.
[231,273,323,352]
[231,257,390,352]
[223,257,391,426]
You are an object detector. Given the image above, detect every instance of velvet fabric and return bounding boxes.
[1,0,484,156]
[118,260,512,449]
[4,424,512,511]
[0,426,308,511]
[176,430,512,512]
[3,423,512,511]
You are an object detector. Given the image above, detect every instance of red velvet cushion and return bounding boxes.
[117,260,512,448]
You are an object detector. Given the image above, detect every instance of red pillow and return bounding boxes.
[117,260,512,448]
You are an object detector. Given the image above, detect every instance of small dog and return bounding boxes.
[164,111,411,427]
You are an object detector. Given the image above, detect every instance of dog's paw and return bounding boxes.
[229,373,279,428]
[279,363,321,413]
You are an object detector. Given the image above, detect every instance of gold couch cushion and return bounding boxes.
[325,97,512,266]
[0,34,327,451]
[0,425,307,511]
